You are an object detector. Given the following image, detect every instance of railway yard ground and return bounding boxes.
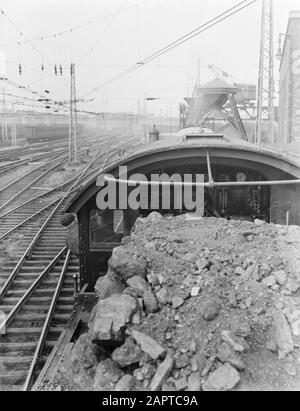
[47,214,300,392]
[1,0,300,395]
[0,134,140,391]
[1,137,300,392]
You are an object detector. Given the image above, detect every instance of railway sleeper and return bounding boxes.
[34,246,65,251]
[0,327,64,342]
[3,287,74,300]
[1,296,74,305]
[13,312,71,323]
[0,304,74,314]
[0,340,55,354]
[30,251,65,257]
[1,355,49,372]
[12,278,74,288]
[17,265,66,273]
[0,385,23,391]
[0,342,36,354]
[0,370,28,385]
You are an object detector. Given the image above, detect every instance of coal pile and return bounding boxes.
[54,214,300,391]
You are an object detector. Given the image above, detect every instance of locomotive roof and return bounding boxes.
[65,133,300,213]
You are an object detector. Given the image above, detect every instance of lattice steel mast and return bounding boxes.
[68,62,79,164]
[255,0,275,144]
[1,87,8,143]
[11,104,17,147]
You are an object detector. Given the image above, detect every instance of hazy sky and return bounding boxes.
[0,0,299,115]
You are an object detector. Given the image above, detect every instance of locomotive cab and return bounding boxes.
[65,136,300,290]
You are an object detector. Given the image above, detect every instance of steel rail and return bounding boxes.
[23,249,71,391]
[0,153,113,239]
[0,175,77,219]
[25,149,105,260]
[0,198,60,241]
[0,155,69,212]
[0,151,63,194]
[0,148,66,175]
[0,247,67,333]
[0,150,103,303]
[0,142,119,241]
[0,143,61,158]
[0,132,105,177]
[73,139,140,190]
[0,168,92,220]
[0,138,137,385]
[0,132,100,169]
[0,141,114,309]
[0,199,64,303]
[0,141,112,219]
[0,147,35,162]
[0,148,111,344]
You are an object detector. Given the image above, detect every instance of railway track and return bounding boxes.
[0,135,110,216]
[0,131,101,172]
[0,144,61,164]
[0,153,68,215]
[0,136,140,391]
[0,148,66,175]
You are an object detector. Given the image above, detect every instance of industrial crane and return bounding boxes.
[208,65,235,85]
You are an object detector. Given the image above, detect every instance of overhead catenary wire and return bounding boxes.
[0,2,131,106]
[1,9,51,68]
[1,1,257,116]
[82,0,258,97]
[0,75,71,115]
[0,67,98,115]
[0,8,70,93]
[80,0,258,98]
[134,0,253,70]
[0,74,103,116]
[77,0,129,66]
[0,5,135,47]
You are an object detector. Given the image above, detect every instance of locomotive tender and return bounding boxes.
[65,132,300,290]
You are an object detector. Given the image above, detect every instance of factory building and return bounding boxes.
[278,11,300,148]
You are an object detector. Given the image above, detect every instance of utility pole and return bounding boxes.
[1,87,8,143]
[255,0,275,145]
[196,59,201,87]
[11,117,17,147]
[68,62,79,165]
[11,102,17,147]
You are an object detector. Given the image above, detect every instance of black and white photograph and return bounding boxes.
[0,0,300,394]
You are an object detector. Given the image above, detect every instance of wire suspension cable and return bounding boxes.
[0,5,134,46]
[77,0,129,66]
[80,0,258,98]
[0,8,70,92]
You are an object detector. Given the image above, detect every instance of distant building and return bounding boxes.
[279,11,300,147]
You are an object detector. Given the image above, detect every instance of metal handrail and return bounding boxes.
[104,175,300,188]
[23,249,71,391]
